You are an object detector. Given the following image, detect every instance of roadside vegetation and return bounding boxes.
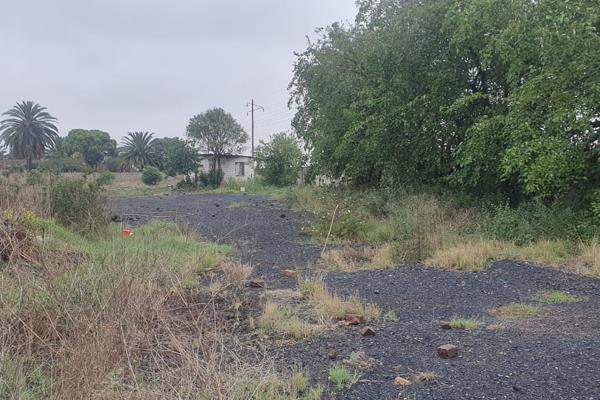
[0,173,323,399]
[285,186,600,276]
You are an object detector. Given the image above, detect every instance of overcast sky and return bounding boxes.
[0,0,357,154]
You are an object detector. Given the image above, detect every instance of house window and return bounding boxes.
[235,162,245,176]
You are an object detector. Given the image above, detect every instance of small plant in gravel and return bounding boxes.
[328,366,360,390]
[343,351,378,371]
[227,201,252,209]
[449,317,484,330]
[258,303,315,339]
[301,277,380,321]
[425,239,507,272]
[414,371,439,384]
[531,291,583,304]
[493,303,544,319]
[383,310,399,322]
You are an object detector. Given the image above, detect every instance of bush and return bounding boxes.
[49,176,110,233]
[95,171,115,186]
[198,168,224,188]
[141,166,163,185]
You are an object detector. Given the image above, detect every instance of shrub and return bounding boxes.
[141,166,163,185]
[95,171,115,186]
[198,169,224,188]
[49,176,110,233]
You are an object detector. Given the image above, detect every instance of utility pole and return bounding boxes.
[246,99,264,158]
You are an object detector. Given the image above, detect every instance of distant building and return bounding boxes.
[199,154,255,182]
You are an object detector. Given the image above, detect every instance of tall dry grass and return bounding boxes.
[0,173,318,399]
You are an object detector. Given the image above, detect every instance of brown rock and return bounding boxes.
[393,377,412,386]
[282,269,299,279]
[439,320,452,330]
[359,326,376,337]
[327,350,338,360]
[437,344,459,359]
[344,313,366,326]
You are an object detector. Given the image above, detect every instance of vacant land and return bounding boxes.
[117,193,600,399]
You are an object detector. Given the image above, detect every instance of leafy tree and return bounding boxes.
[255,132,303,186]
[186,108,248,172]
[290,0,600,208]
[153,137,200,179]
[0,101,59,170]
[63,129,117,168]
[119,131,157,170]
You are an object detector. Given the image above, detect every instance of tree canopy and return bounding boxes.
[153,137,200,178]
[290,0,600,205]
[0,101,59,170]
[186,108,248,170]
[64,129,117,168]
[255,132,303,186]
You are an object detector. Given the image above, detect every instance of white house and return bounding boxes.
[199,154,255,182]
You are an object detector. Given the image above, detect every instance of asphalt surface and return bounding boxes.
[116,193,600,400]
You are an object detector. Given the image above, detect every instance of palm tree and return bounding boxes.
[119,131,157,170]
[0,101,59,170]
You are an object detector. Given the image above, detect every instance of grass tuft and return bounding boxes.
[449,316,483,330]
[425,239,507,272]
[258,303,315,339]
[300,277,380,321]
[531,291,583,304]
[328,366,360,390]
[493,303,544,319]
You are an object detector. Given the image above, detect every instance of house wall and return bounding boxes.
[199,157,255,182]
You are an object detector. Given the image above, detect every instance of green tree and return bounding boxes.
[290,0,600,206]
[119,131,157,170]
[63,129,117,168]
[255,132,303,186]
[186,108,248,172]
[153,137,200,179]
[0,101,59,170]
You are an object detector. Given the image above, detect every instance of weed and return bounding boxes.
[301,277,380,321]
[531,291,583,304]
[227,201,252,209]
[449,317,483,330]
[383,310,399,322]
[328,366,359,390]
[258,303,315,339]
[425,239,507,272]
[414,371,438,384]
[493,303,544,319]
[343,351,378,371]
[321,246,397,271]
[578,241,600,277]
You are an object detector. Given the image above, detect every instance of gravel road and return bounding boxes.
[116,193,600,400]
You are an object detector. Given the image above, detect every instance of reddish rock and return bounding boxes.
[282,269,299,279]
[439,320,452,330]
[327,350,338,360]
[437,344,459,359]
[359,326,376,337]
[344,313,366,325]
[393,377,412,386]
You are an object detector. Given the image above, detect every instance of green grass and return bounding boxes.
[0,356,48,400]
[449,317,483,330]
[531,291,583,304]
[258,303,316,339]
[328,366,359,390]
[43,221,230,273]
[494,303,544,319]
